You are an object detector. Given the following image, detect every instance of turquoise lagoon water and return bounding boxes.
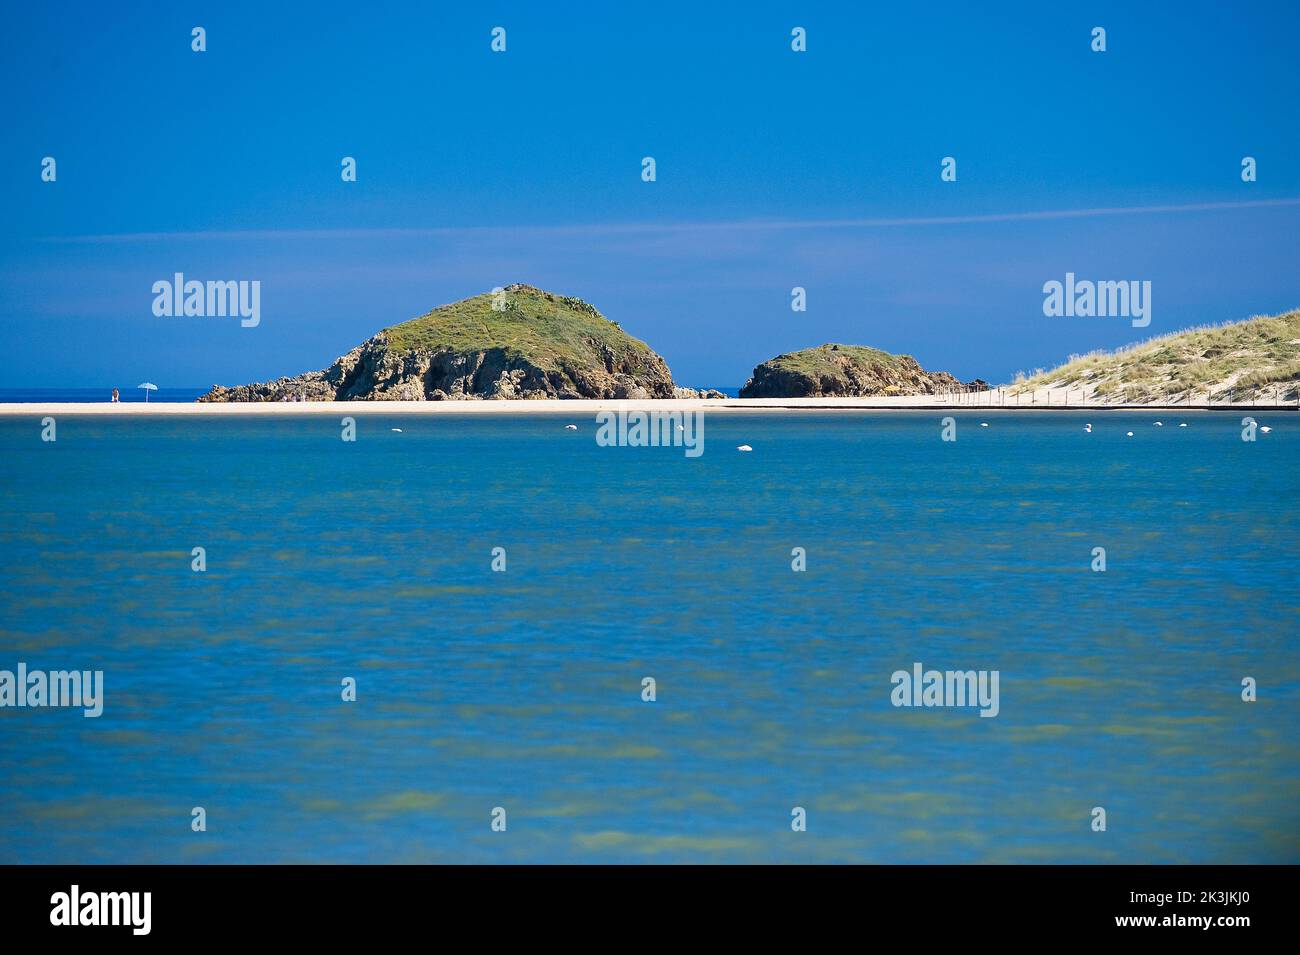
[0,411,1296,863]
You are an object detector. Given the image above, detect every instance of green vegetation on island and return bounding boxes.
[382,285,650,365]
[201,284,678,401]
[740,344,986,398]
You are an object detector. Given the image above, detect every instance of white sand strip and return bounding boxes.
[0,397,961,416]
[0,395,1288,416]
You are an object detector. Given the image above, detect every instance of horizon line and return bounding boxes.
[37,196,1300,244]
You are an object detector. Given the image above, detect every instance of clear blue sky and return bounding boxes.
[2,0,1297,388]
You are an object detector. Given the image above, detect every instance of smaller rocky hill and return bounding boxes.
[740,344,986,398]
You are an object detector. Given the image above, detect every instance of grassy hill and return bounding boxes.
[1008,309,1300,403]
[383,284,657,369]
[201,284,676,401]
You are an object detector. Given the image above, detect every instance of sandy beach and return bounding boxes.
[2,392,1295,416]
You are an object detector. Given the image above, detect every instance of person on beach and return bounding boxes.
[111,388,119,402]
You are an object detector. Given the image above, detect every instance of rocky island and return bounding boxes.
[740,344,987,398]
[201,284,684,401]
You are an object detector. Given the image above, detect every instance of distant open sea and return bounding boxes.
[0,411,1295,863]
[0,388,209,404]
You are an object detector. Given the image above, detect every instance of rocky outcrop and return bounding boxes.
[201,285,677,402]
[739,344,987,398]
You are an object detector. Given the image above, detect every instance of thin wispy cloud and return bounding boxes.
[40,197,1300,244]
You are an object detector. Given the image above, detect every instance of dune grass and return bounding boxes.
[1008,309,1300,402]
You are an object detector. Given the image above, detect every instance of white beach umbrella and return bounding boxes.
[137,382,158,403]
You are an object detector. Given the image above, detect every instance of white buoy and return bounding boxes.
[391,428,403,433]
[737,444,753,452]
[980,422,989,427]
[564,424,578,430]
[1178,423,1188,427]
[1154,421,1163,427]
[1126,431,1134,437]
[1260,426,1272,433]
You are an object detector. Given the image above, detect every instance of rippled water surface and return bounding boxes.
[1,411,1296,862]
